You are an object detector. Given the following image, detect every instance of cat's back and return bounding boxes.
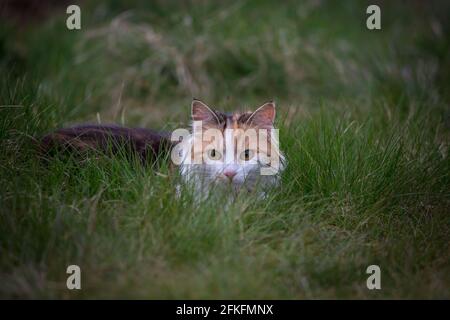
[39,124,172,162]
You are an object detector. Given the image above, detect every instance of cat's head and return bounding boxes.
[178,99,285,195]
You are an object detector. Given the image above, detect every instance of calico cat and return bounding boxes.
[177,100,285,197]
[40,99,285,197]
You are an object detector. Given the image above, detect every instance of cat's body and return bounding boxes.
[40,100,285,199]
[39,124,172,163]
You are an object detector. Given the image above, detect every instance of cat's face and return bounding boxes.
[179,100,285,196]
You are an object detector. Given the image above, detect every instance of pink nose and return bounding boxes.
[223,170,237,180]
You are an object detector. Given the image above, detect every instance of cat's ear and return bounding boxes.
[247,101,276,127]
[191,99,220,124]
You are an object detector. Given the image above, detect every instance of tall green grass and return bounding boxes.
[0,0,449,298]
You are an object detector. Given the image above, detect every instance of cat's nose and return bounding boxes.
[223,170,237,181]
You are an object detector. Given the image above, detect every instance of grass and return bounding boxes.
[0,0,449,299]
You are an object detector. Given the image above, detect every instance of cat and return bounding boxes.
[40,99,285,199]
[176,99,285,199]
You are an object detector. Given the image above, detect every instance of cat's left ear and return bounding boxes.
[247,101,276,127]
[191,99,220,124]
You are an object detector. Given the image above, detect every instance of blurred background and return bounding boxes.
[1,0,448,128]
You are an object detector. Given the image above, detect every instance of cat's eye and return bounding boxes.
[240,149,254,161]
[207,148,222,161]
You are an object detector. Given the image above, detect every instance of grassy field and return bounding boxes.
[0,0,449,299]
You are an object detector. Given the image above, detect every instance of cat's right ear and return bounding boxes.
[191,99,220,124]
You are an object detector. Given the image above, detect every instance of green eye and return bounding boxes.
[240,149,254,161]
[207,148,222,160]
